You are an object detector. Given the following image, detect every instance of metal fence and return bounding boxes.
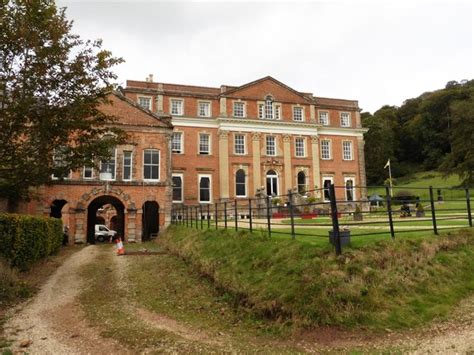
[171,184,473,255]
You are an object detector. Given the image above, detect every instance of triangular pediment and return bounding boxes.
[223,76,312,104]
[99,93,172,128]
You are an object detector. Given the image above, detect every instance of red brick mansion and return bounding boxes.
[16,75,367,243]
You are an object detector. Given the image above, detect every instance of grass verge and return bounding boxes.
[159,226,474,331]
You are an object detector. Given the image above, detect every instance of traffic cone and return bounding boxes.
[115,237,125,256]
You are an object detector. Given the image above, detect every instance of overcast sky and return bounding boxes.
[58,0,473,113]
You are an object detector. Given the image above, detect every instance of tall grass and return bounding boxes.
[160,226,474,331]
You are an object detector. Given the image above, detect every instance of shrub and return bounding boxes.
[0,214,63,270]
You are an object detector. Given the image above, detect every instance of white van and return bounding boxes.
[94,224,117,242]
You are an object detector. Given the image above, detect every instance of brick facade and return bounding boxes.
[125,76,368,207]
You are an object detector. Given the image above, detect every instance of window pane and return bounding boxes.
[143,150,159,180]
[172,176,182,201]
[199,177,210,202]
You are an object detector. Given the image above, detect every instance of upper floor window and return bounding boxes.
[275,104,281,120]
[83,165,93,179]
[340,112,351,127]
[199,133,210,155]
[233,102,245,117]
[319,111,329,125]
[295,138,305,157]
[234,134,245,155]
[123,151,132,181]
[198,101,211,117]
[293,106,304,121]
[171,99,183,116]
[143,149,160,181]
[51,147,71,180]
[342,141,353,160]
[265,96,273,119]
[320,140,331,160]
[138,96,152,110]
[172,132,183,154]
[99,148,116,181]
[266,136,276,156]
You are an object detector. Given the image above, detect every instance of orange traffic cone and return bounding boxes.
[115,237,125,256]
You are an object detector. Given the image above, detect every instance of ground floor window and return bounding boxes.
[297,171,307,194]
[266,170,278,196]
[199,175,211,203]
[172,174,183,202]
[323,177,333,201]
[345,177,355,201]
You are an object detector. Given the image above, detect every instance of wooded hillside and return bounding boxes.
[363,79,474,186]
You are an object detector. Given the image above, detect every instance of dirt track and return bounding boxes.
[4,246,129,354]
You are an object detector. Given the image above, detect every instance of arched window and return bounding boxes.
[345,178,354,201]
[297,171,306,194]
[235,169,246,197]
[266,170,278,196]
[265,96,273,119]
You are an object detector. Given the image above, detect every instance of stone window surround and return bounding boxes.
[198,173,212,203]
[143,149,160,182]
[232,99,246,118]
[342,140,354,161]
[137,95,153,110]
[292,104,305,122]
[320,139,332,160]
[318,110,330,126]
[172,173,184,203]
[170,97,184,116]
[197,100,212,117]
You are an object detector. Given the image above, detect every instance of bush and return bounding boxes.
[0,257,32,307]
[0,214,63,270]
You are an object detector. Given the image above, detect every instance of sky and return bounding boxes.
[57,0,473,113]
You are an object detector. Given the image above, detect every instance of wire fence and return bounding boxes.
[171,184,473,255]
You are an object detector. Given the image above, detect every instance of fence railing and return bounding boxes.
[171,184,473,255]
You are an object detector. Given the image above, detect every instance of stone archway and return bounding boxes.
[87,195,125,244]
[74,186,138,244]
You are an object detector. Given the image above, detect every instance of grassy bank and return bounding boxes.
[159,226,474,331]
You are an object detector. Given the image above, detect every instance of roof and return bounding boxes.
[99,92,173,128]
[125,76,359,109]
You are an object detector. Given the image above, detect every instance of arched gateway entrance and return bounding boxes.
[87,195,125,244]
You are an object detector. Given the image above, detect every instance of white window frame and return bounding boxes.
[318,110,329,126]
[320,139,332,160]
[342,140,353,161]
[266,135,276,156]
[234,134,246,155]
[198,101,211,117]
[172,132,183,154]
[340,112,351,127]
[198,174,212,203]
[170,98,184,116]
[99,148,117,181]
[266,170,279,196]
[344,177,356,201]
[274,103,281,120]
[122,151,132,181]
[295,137,306,157]
[143,149,160,182]
[233,101,246,118]
[83,165,94,180]
[322,176,334,202]
[235,169,247,198]
[198,133,211,155]
[172,173,184,203]
[293,106,304,122]
[137,95,152,110]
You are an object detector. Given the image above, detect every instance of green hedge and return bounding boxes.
[0,214,63,270]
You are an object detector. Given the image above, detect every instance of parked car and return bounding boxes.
[94,224,117,242]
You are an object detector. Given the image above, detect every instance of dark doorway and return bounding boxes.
[142,201,159,241]
[87,195,125,244]
[50,199,68,218]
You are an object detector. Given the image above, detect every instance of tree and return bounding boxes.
[440,93,474,186]
[0,0,127,208]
